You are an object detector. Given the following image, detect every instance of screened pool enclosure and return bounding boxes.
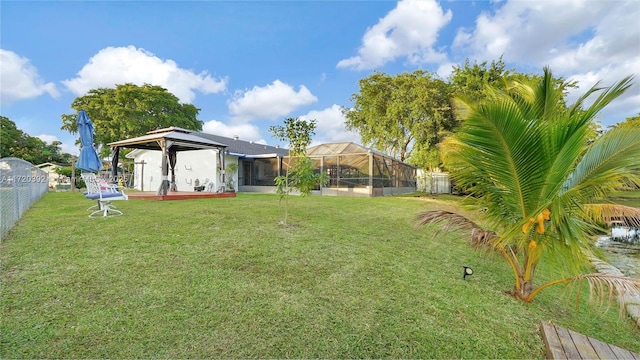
[238,142,416,197]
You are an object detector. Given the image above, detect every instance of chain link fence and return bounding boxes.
[0,158,49,241]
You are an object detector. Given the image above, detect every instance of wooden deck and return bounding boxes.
[540,322,640,359]
[127,191,236,201]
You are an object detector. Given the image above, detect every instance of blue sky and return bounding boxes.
[2,0,639,156]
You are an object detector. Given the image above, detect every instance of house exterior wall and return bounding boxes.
[36,164,66,189]
[131,149,230,192]
[127,141,417,197]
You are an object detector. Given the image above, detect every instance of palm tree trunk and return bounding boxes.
[512,243,541,301]
[513,259,538,301]
[515,277,534,301]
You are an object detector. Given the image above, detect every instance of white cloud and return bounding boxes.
[435,62,456,79]
[35,134,79,156]
[453,0,640,126]
[547,2,639,124]
[0,49,59,105]
[62,46,227,103]
[299,104,360,146]
[36,134,60,144]
[228,80,318,122]
[544,2,639,76]
[62,142,80,156]
[202,119,264,143]
[452,1,611,64]
[337,0,452,70]
[566,57,640,126]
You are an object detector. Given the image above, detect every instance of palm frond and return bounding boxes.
[529,272,640,314]
[453,99,549,219]
[573,75,635,126]
[415,210,480,230]
[561,128,640,198]
[571,273,640,316]
[415,210,498,250]
[532,66,566,121]
[584,204,640,228]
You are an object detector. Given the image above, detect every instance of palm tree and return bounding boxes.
[418,67,640,304]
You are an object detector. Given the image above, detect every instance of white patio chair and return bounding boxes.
[81,173,128,217]
[83,177,120,211]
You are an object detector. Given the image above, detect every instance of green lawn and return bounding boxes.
[1,192,639,358]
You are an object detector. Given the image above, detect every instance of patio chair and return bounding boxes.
[83,177,120,211]
[81,173,128,217]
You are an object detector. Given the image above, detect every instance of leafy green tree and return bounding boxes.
[270,117,328,225]
[343,70,457,169]
[1,116,22,158]
[450,58,603,145]
[1,116,72,164]
[418,68,640,305]
[55,166,85,189]
[450,57,581,113]
[41,141,72,164]
[449,57,513,103]
[61,83,202,158]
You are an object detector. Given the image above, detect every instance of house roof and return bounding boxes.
[107,127,227,152]
[36,162,63,168]
[110,127,289,157]
[195,132,289,157]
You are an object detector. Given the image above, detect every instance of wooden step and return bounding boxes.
[540,322,640,359]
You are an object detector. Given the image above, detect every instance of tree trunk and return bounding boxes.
[513,254,537,302]
[284,183,289,225]
[514,276,534,302]
[522,281,533,301]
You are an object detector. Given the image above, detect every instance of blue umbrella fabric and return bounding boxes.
[75,110,103,173]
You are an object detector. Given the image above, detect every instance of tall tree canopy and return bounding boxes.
[418,68,640,306]
[1,116,72,164]
[449,57,514,103]
[343,58,575,171]
[342,70,456,168]
[450,57,575,111]
[61,83,202,157]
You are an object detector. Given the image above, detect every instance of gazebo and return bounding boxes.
[108,127,227,195]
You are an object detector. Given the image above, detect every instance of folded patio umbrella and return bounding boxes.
[75,110,103,173]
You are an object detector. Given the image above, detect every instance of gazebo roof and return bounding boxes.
[108,127,227,152]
